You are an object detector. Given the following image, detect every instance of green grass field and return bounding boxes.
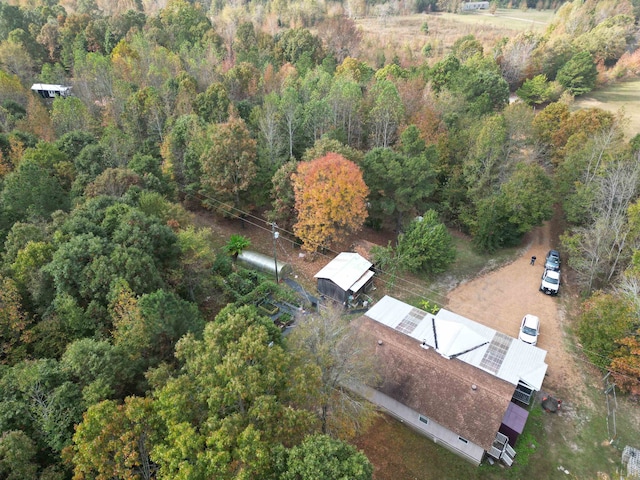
[574,80,640,138]
[356,385,638,480]
[439,8,555,31]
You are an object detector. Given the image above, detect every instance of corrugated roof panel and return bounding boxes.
[350,269,374,293]
[363,292,413,329]
[366,296,548,390]
[437,308,547,390]
[314,252,372,291]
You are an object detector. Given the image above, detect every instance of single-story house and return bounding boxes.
[314,252,375,304]
[351,295,548,466]
[31,83,72,98]
[461,1,490,11]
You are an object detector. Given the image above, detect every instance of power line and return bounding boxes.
[566,348,640,383]
[187,192,640,384]
[187,191,449,302]
[187,188,446,299]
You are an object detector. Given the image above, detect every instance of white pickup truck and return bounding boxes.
[540,269,560,295]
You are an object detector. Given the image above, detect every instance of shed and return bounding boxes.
[314,252,374,303]
[499,401,529,447]
[237,250,292,279]
[31,84,72,98]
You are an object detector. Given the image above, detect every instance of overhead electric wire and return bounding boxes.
[185,190,449,303]
[187,191,449,300]
[186,192,640,383]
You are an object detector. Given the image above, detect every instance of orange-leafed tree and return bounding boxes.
[292,153,368,253]
[610,333,640,395]
[0,275,31,364]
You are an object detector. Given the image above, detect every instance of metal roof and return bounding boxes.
[353,315,515,452]
[365,296,548,391]
[237,250,292,277]
[31,83,72,92]
[314,252,373,292]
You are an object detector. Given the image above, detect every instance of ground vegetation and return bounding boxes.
[0,0,639,477]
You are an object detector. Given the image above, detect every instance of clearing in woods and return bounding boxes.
[196,208,639,479]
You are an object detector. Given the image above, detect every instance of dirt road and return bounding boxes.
[198,210,583,395]
[445,220,582,395]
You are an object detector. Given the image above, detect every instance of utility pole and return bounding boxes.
[272,222,279,283]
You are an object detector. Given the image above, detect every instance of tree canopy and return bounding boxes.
[1,0,640,475]
[292,153,369,252]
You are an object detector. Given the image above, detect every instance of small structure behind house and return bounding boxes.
[237,250,292,279]
[314,252,375,304]
[352,295,548,467]
[461,1,490,11]
[623,445,640,478]
[31,84,73,99]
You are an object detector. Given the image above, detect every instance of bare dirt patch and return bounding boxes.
[196,208,583,399]
[193,210,396,292]
[445,219,585,401]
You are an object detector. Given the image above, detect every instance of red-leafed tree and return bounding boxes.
[292,153,368,253]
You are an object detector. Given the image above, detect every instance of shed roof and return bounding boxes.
[314,252,373,292]
[365,296,548,391]
[353,315,515,451]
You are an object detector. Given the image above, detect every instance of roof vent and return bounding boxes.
[377,340,383,345]
[471,384,477,391]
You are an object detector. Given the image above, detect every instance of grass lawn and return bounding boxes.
[573,80,640,138]
[381,232,523,309]
[438,8,555,31]
[355,388,637,480]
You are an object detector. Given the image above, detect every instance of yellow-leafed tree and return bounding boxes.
[292,153,368,253]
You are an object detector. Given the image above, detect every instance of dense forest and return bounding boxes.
[0,0,640,477]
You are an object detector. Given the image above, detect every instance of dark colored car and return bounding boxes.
[545,250,561,271]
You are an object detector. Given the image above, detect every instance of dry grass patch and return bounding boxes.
[573,80,640,139]
[356,10,555,66]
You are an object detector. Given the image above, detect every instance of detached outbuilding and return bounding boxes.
[461,1,489,10]
[314,252,374,304]
[237,250,292,279]
[31,84,72,98]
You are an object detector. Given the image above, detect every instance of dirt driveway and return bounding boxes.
[197,210,583,396]
[445,220,582,396]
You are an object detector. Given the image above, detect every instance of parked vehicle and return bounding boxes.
[519,314,540,346]
[544,250,561,271]
[540,269,560,295]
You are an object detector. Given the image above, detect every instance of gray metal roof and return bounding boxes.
[31,83,72,93]
[237,250,292,277]
[365,295,548,391]
[314,252,373,291]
